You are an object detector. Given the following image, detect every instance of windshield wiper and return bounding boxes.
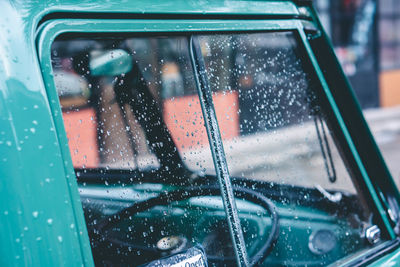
[315,184,342,203]
[313,114,337,183]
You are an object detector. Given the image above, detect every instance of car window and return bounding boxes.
[50,32,384,266]
[52,36,240,266]
[196,32,382,264]
[199,32,354,192]
[53,37,216,174]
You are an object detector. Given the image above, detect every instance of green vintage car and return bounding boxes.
[1,0,400,266]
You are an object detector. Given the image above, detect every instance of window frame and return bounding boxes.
[36,18,397,265]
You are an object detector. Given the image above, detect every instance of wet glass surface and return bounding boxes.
[51,32,383,266]
[199,32,355,193]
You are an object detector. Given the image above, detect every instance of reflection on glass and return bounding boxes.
[200,32,379,264]
[51,32,382,267]
[200,32,354,192]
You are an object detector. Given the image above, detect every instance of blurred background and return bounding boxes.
[315,0,400,187]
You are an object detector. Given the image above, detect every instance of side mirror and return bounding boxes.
[89,49,133,76]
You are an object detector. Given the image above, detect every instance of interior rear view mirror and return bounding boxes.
[89,49,133,76]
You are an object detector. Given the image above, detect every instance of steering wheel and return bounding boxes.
[95,185,280,266]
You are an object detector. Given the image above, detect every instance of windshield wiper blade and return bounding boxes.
[314,114,337,183]
[315,184,342,203]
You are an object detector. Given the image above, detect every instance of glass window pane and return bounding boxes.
[51,31,385,266]
[380,0,394,15]
[380,19,395,44]
[53,37,216,174]
[396,18,400,42]
[51,36,227,266]
[200,31,381,265]
[381,46,398,70]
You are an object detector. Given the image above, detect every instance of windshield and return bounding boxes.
[50,30,382,266]
[198,32,355,193]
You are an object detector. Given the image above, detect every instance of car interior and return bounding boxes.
[51,32,381,266]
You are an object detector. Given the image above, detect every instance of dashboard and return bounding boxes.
[78,180,368,266]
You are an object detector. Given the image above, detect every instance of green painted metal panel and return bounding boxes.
[11,0,300,29]
[0,4,93,267]
[367,246,400,266]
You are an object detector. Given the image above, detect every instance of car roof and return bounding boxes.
[6,0,301,28]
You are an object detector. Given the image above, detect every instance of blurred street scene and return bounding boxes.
[316,0,400,187]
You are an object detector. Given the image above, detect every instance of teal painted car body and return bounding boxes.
[1,0,400,266]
